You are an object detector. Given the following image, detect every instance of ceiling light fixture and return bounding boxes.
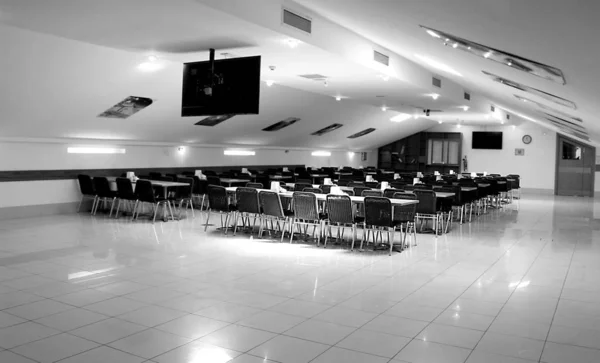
[381,106,388,111]
[512,125,516,130]
[429,93,440,100]
[461,106,470,111]
[391,113,412,122]
[137,62,162,72]
[438,120,443,124]
[452,43,459,49]
[484,51,492,58]
[413,114,420,120]
[312,151,331,157]
[67,147,126,154]
[414,54,463,77]
[265,80,275,87]
[285,38,301,48]
[456,124,462,129]
[224,149,255,156]
[426,30,441,38]
[147,55,158,62]
[335,96,341,101]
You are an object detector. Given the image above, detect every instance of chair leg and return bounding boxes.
[77,196,84,213]
[233,212,239,236]
[389,227,395,256]
[204,210,211,231]
[360,224,366,251]
[350,224,356,251]
[108,197,117,218]
[289,218,295,243]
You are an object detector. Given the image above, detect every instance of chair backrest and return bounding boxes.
[77,174,95,196]
[207,176,221,186]
[177,177,194,198]
[365,182,378,188]
[294,183,312,192]
[93,177,112,198]
[303,187,323,194]
[353,186,371,197]
[207,185,229,212]
[236,187,260,214]
[348,181,365,187]
[135,180,156,203]
[246,182,264,189]
[293,192,319,221]
[438,186,459,204]
[364,197,392,228]
[337,179,350,186]
[149,172,162,179]
[343,190,354,196]
[414,190,437,214]
[414,183,433,190]
[383,188,401,198]
[392,192,417,222]
[296,179,312,185]
[362,189,383,197]
[326,195,353,224]
[259,191,285,218]
[320,185,332,194]
[157,176,174,182]
[204,170,217,176]
[116,177,135,199]
[193,176,209,195]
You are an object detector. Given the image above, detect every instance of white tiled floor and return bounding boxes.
[0,194,599,362]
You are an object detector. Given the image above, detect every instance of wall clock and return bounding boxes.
[522,135,532,144]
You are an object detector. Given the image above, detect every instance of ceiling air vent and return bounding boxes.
[464,91,471,101]
[432,77,442,88]
[311,123,343,136]
[263,117,300,132]
[283,9,312,34]
[194,114,235,126]
[348,128,376,139]
[299,74,328,80]
[374,51,389,66]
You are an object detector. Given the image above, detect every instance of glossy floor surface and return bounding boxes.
[0,195,599,363]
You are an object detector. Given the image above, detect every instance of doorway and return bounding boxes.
[555,135,595,196]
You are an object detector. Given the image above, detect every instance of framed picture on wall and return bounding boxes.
[515,148,525,156]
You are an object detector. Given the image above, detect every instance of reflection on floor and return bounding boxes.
[0,194,599,363]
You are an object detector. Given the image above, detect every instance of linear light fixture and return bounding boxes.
[224,149,255,156]
[311,151,331,157]
[390,113,412,122]
[67,147,126,154]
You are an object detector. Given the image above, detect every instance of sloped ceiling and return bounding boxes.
[0,0,592,150]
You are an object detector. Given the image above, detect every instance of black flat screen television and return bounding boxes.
[181,56,261,117]
[472,132,503,149]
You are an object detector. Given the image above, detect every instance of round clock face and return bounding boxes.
[522,135,532,144]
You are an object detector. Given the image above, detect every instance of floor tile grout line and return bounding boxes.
[537,234,577,363]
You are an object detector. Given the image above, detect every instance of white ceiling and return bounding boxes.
[0,0,593,150]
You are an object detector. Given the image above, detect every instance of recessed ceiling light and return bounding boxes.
[428,93,440,100]
[285,38,301,48]
[137,62,162,72]
[265,80,275,87]
[335,96,341,101]
[382,106,388,111]
[147,55,158,62]
[484,51,492,58]
[484,115,491,119]
[414,54,463,77]
[224,149,255,156]
[426,30,441,38]
[460,106,470,111]
[413,114,420,119]
[456,124,462,128]
[438,120,443,124]
[452,43,459,49]
[500,121,505,124]
[512,125,516,130]
[391,113,412,122]
[312,151,331,157]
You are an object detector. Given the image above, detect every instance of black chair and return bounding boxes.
[204,185,236,234]
[362,189,383,197]
[365,182,379,188]
[353,186,371,197]
[77,174,97,213]
[204,170,217,176]
[290,192,326,245]
[192,177,209,211]
[362,197,399,255]
[233,187,261,236]
[507,174,521,199]
[390,181,407,189]
[114,177,137,218]
[343,190,355,196]
[294,183,312,192]
[324,195,360,249]
[148,172,162,179]
[258,191,293,242]
[414,190,442,235]
[296,179,312,185]
[92,177,117,216]
[392,192,417,248]
[320,185,332,194]
[384,188,401,198]
[206,176,221,187]
[133,179,173,223]
[246,182,264,189]
[436,186,456,232]
[303,187,323,194]
[348,181,365,187]
[171,177,194,219]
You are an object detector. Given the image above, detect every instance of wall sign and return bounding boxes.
[515,148,525,156]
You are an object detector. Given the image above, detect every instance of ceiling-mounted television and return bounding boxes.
[182,51,261,117]
[472,131,503,149]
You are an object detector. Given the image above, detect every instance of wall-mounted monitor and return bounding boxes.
[472,132,503,149]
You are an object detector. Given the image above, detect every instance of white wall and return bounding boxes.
[0,140,377,208]
[426,123,557,191]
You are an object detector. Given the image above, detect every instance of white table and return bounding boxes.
[220,178,250,187]
[106,177,189,198]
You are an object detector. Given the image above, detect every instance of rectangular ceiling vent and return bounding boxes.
[283,9,312,34]
[194,114,235,127]
[373,51,389,66]
[464,91,471,101]
[262,117,300,132]
[432,77,442,88]
[299,74,328,80]
[311,123,343,136]
[348,128,376,139]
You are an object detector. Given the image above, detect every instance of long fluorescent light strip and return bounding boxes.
[312,151,331,157]
[68,147,126,154]
[224,150,255,156]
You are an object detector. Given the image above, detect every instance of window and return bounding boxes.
[562,141,581,160]
[427,139,460,165]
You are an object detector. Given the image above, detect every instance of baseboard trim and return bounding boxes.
[0,201,81,220]
[520,188,554,195]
